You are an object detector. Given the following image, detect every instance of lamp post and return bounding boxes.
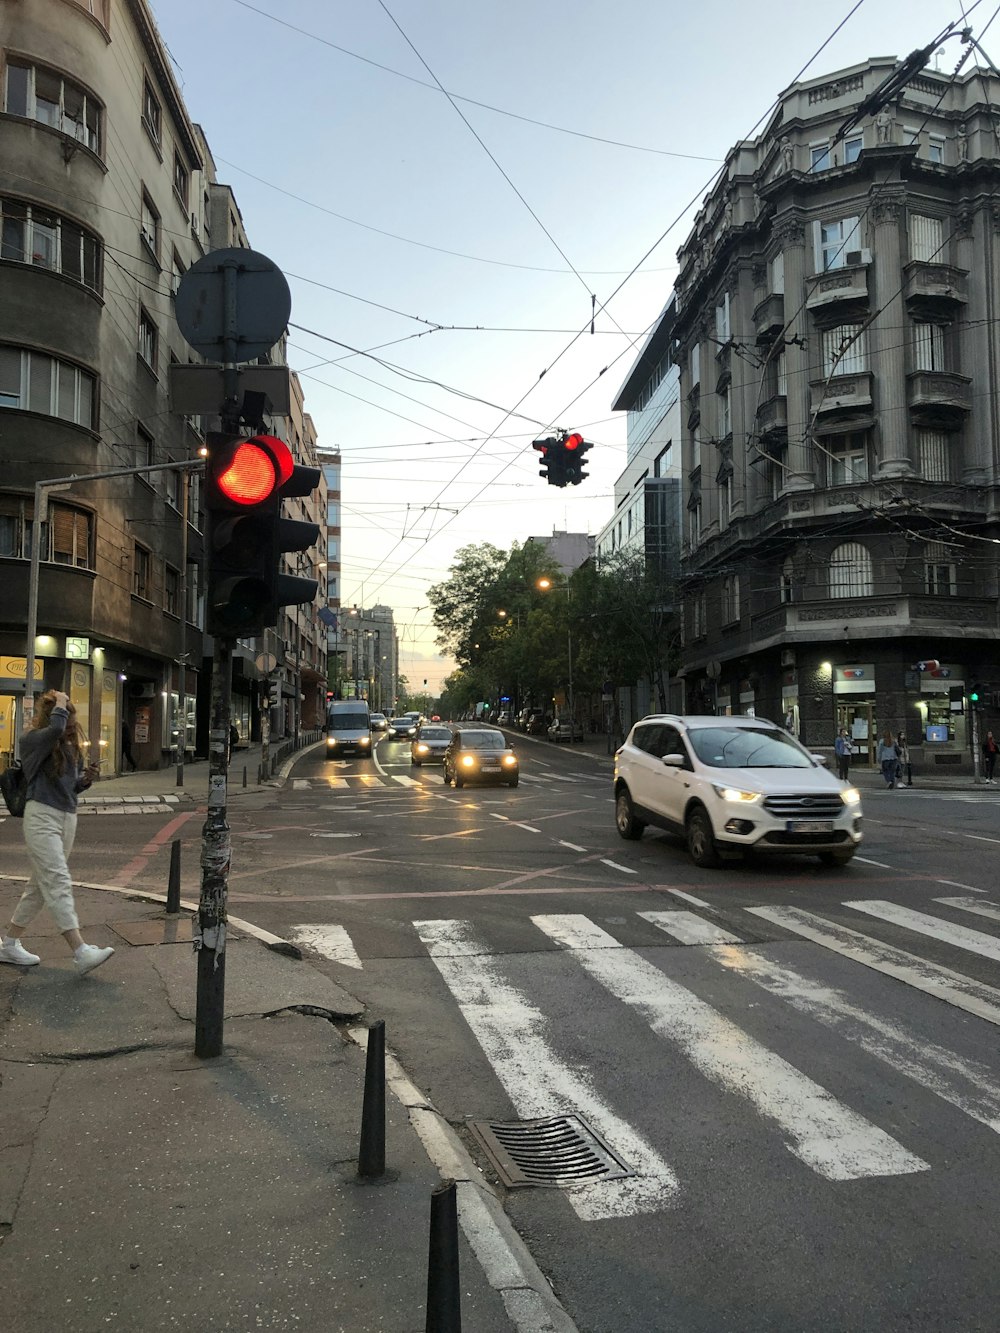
[537,577,574,737]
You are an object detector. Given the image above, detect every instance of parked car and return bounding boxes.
[548,718,584,743]
[443,728,519,787]
[613,714,863,868]
[525,712,549,735]
[369,712,388,732]
[497,711,511,726]
[411,724,452,765]
[387,715,419,741]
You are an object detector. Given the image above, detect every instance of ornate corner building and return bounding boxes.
[664,57,1000,773]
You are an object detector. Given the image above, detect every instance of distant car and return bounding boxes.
[548,718,584,743]
[369,712,388,732]
[431,714,441,722]
[525,712,548,735]
[387,716,418,741]
[497,711,511,726]
[411,724,452,765]
[443,728,519,788]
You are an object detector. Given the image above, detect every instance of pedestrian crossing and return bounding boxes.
[292,893,1000,1212]
[288,767,604,792]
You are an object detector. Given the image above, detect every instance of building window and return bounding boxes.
[810,142,831,172]
[928,135,945,164]
[816,215,860,272]
[690,593,707,639]
[141,76,161,148]
[821,324,868,377]
[913,322,946,372]
[771,252,784,294]
[0,494,94,567]
[68,0,109,24]
[133,544,151,600]
[653,443,672,478]
[0,197,101,292]
[916,428,951,482]
[825,432,869,486]
[164,463,179,508]
[140,191,159,261]
[829,542,872,597]
[720,471,733,518]
[769,444,787,500]
[0,346,95,427]
[164,564,179,615]
[780,556,795,604]
[690,498,701,546]
[690,342,701,389]
[722,575,740,624]
[844,135,863,163]
[51,504,92,567]
[923,542,956,595]
[715,293,730,342]
[719,385,731,437]
[170,248,185,296]
[136,423,156,475]
[910,214,944,263]
[173,151,189,208]
[138,308,158,370]
[3,60,102,155]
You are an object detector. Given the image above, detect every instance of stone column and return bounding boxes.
[871,195,911,478]
[773,214,813,490]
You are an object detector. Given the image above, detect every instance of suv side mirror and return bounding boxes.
[662,753,686,768]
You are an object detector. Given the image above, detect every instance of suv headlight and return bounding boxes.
[712,784,762,803]
[502,754,517,766]
[416,743,429,754]
[461,755,476,768]
[841,787,861,805]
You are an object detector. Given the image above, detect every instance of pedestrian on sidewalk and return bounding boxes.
[876,730,899,789]
[120,717,137,772]
[895,731,912,787]
[983,730,999,784]
[0,691,115,974]
[834,728,852,782]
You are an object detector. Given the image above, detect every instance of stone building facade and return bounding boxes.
[666,57,1000,773]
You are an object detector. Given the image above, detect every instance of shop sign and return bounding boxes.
[66,637,91,659]
[0,656,43,682]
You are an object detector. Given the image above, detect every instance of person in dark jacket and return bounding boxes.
[834,728,852,782]
[0,691,114,974]
[876,731,899,789]
[984,730,999,784]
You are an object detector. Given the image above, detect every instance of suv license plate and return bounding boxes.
[480,764,500,772]
[786,820,834,833]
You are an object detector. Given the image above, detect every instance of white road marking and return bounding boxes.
[309,831,362,838]
[962,833,1000,844]
[415,918,679,1220]
[289,923,363,970]
[846,899,1000,965]
[936,879,987,894]
[559,841,586,852]
[935,897,1000,924]
[706,945,1000,1134]
[853,856,892,868]
[667,888,712,909]
[490,813,510,821]
[292,778,311,789]
[550,775,578,783]
[533,914,926,1181]
[641,911,742,946]
[392,774,422,787]
[322,777,350,788]
[514,823,541,834]
[600,859,637,875]
[747,905,1000,1027]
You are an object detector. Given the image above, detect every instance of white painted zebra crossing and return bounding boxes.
[290,895,1000,1210]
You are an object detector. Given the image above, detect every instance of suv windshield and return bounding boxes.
[419,727,451,741]
[686,726,813,769]
[460,731,505,750]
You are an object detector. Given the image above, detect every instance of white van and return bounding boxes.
[325,700,372,758]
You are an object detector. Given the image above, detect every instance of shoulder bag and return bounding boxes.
[0,762,27,818]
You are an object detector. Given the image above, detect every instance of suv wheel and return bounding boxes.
[818,849,855,867]
[686,805,721,868]
[615,787,645,840]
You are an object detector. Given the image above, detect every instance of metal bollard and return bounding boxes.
[426,1179,461,1332]
[357,1019,385,1178]
[166,839,181,914]
[243,765,247,788]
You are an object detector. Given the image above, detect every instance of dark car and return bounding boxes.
[369,712,388,733]
[443,728,519,788]
[411,724,452,766]
[526,712,549,735]
[387,716,418,741]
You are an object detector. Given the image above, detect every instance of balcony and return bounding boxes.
[903,261,968,315]
[809,371,873,417]
[805,262,870,313]
[906,370,972,423]
[756,394,787,438]
[753,292,784,344]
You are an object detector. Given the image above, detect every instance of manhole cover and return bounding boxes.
[468,1115,634,1189]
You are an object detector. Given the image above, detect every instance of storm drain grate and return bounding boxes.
[468,1115,634,1189]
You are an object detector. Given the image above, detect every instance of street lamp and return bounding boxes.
[537,576,574,737]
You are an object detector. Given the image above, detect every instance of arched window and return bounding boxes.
[829,542,872,598]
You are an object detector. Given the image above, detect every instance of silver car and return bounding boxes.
[411,724,452,766]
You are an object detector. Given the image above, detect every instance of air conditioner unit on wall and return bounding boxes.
[845,248,871,265]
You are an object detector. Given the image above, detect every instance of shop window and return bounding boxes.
[829,541,872,597]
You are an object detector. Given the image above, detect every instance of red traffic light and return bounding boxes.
[564,432,584,451]
[214,434,295,506]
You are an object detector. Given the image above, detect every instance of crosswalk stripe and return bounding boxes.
[845,899,1000,965]
[357,774,382,785]
[414,918,680,1221]
[667,888,711,909]
[641,911,742,946]
[288,923,363,970]
[292,778,311,789]
[701,944,1000,1134]
[392,774,422,787]
[747,905,1000,1027]
[935,896,1000,925]
[532,914,927,1181]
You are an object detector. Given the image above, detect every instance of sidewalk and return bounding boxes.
[0,886,573,1332]
[78,740,313,808]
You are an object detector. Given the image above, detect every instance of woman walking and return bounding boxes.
[895,731,912,787]
[0,691,115,974]
[876,730,899,790]
[834,728,852,782]
[983,730,999,784]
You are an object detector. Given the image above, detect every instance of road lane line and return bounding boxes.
[289,923,362,969]
[490,813,510,821]
[853,856,892,868]
[936,879,987,894]
[934,897,1000,924]
[600,859,637,875]
[845,900,1000,964]
[415,918,680,1221]
[747,905,1000,1026]
[559,841,586,852]
[534,914,926,1181]
[667,888,712,908]
[641,911,741,945]
[514,823,541,833]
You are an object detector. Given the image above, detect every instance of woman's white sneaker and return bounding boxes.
[74,944,114,975]
[0,938,41,966]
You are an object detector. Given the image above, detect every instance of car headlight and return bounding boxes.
[841,786,861,805]
[502,754,517,766]
[461,755,476,767]
[416,744,429,754]
[713,784,762,803]
[327,737,338,746]
[359,736,371,745]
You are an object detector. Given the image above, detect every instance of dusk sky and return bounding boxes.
[150,0,996,691]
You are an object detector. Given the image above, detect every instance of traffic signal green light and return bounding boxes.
[970,684,981,703]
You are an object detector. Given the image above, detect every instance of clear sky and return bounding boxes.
[149,0,997,692]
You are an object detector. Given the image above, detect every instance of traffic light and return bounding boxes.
[533,436,566,487]
[562,432,592,485]
[204,432,320,638]
[970,683,981,705]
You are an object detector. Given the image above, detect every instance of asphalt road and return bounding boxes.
[7,734,1000,1332]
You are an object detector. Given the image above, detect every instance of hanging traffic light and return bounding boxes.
[562,432,592,486]
[204,433,320,638]
[533,436,564,486]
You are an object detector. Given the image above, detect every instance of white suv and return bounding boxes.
[613,715,863,868]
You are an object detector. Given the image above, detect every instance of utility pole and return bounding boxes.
[176,467,191,787]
